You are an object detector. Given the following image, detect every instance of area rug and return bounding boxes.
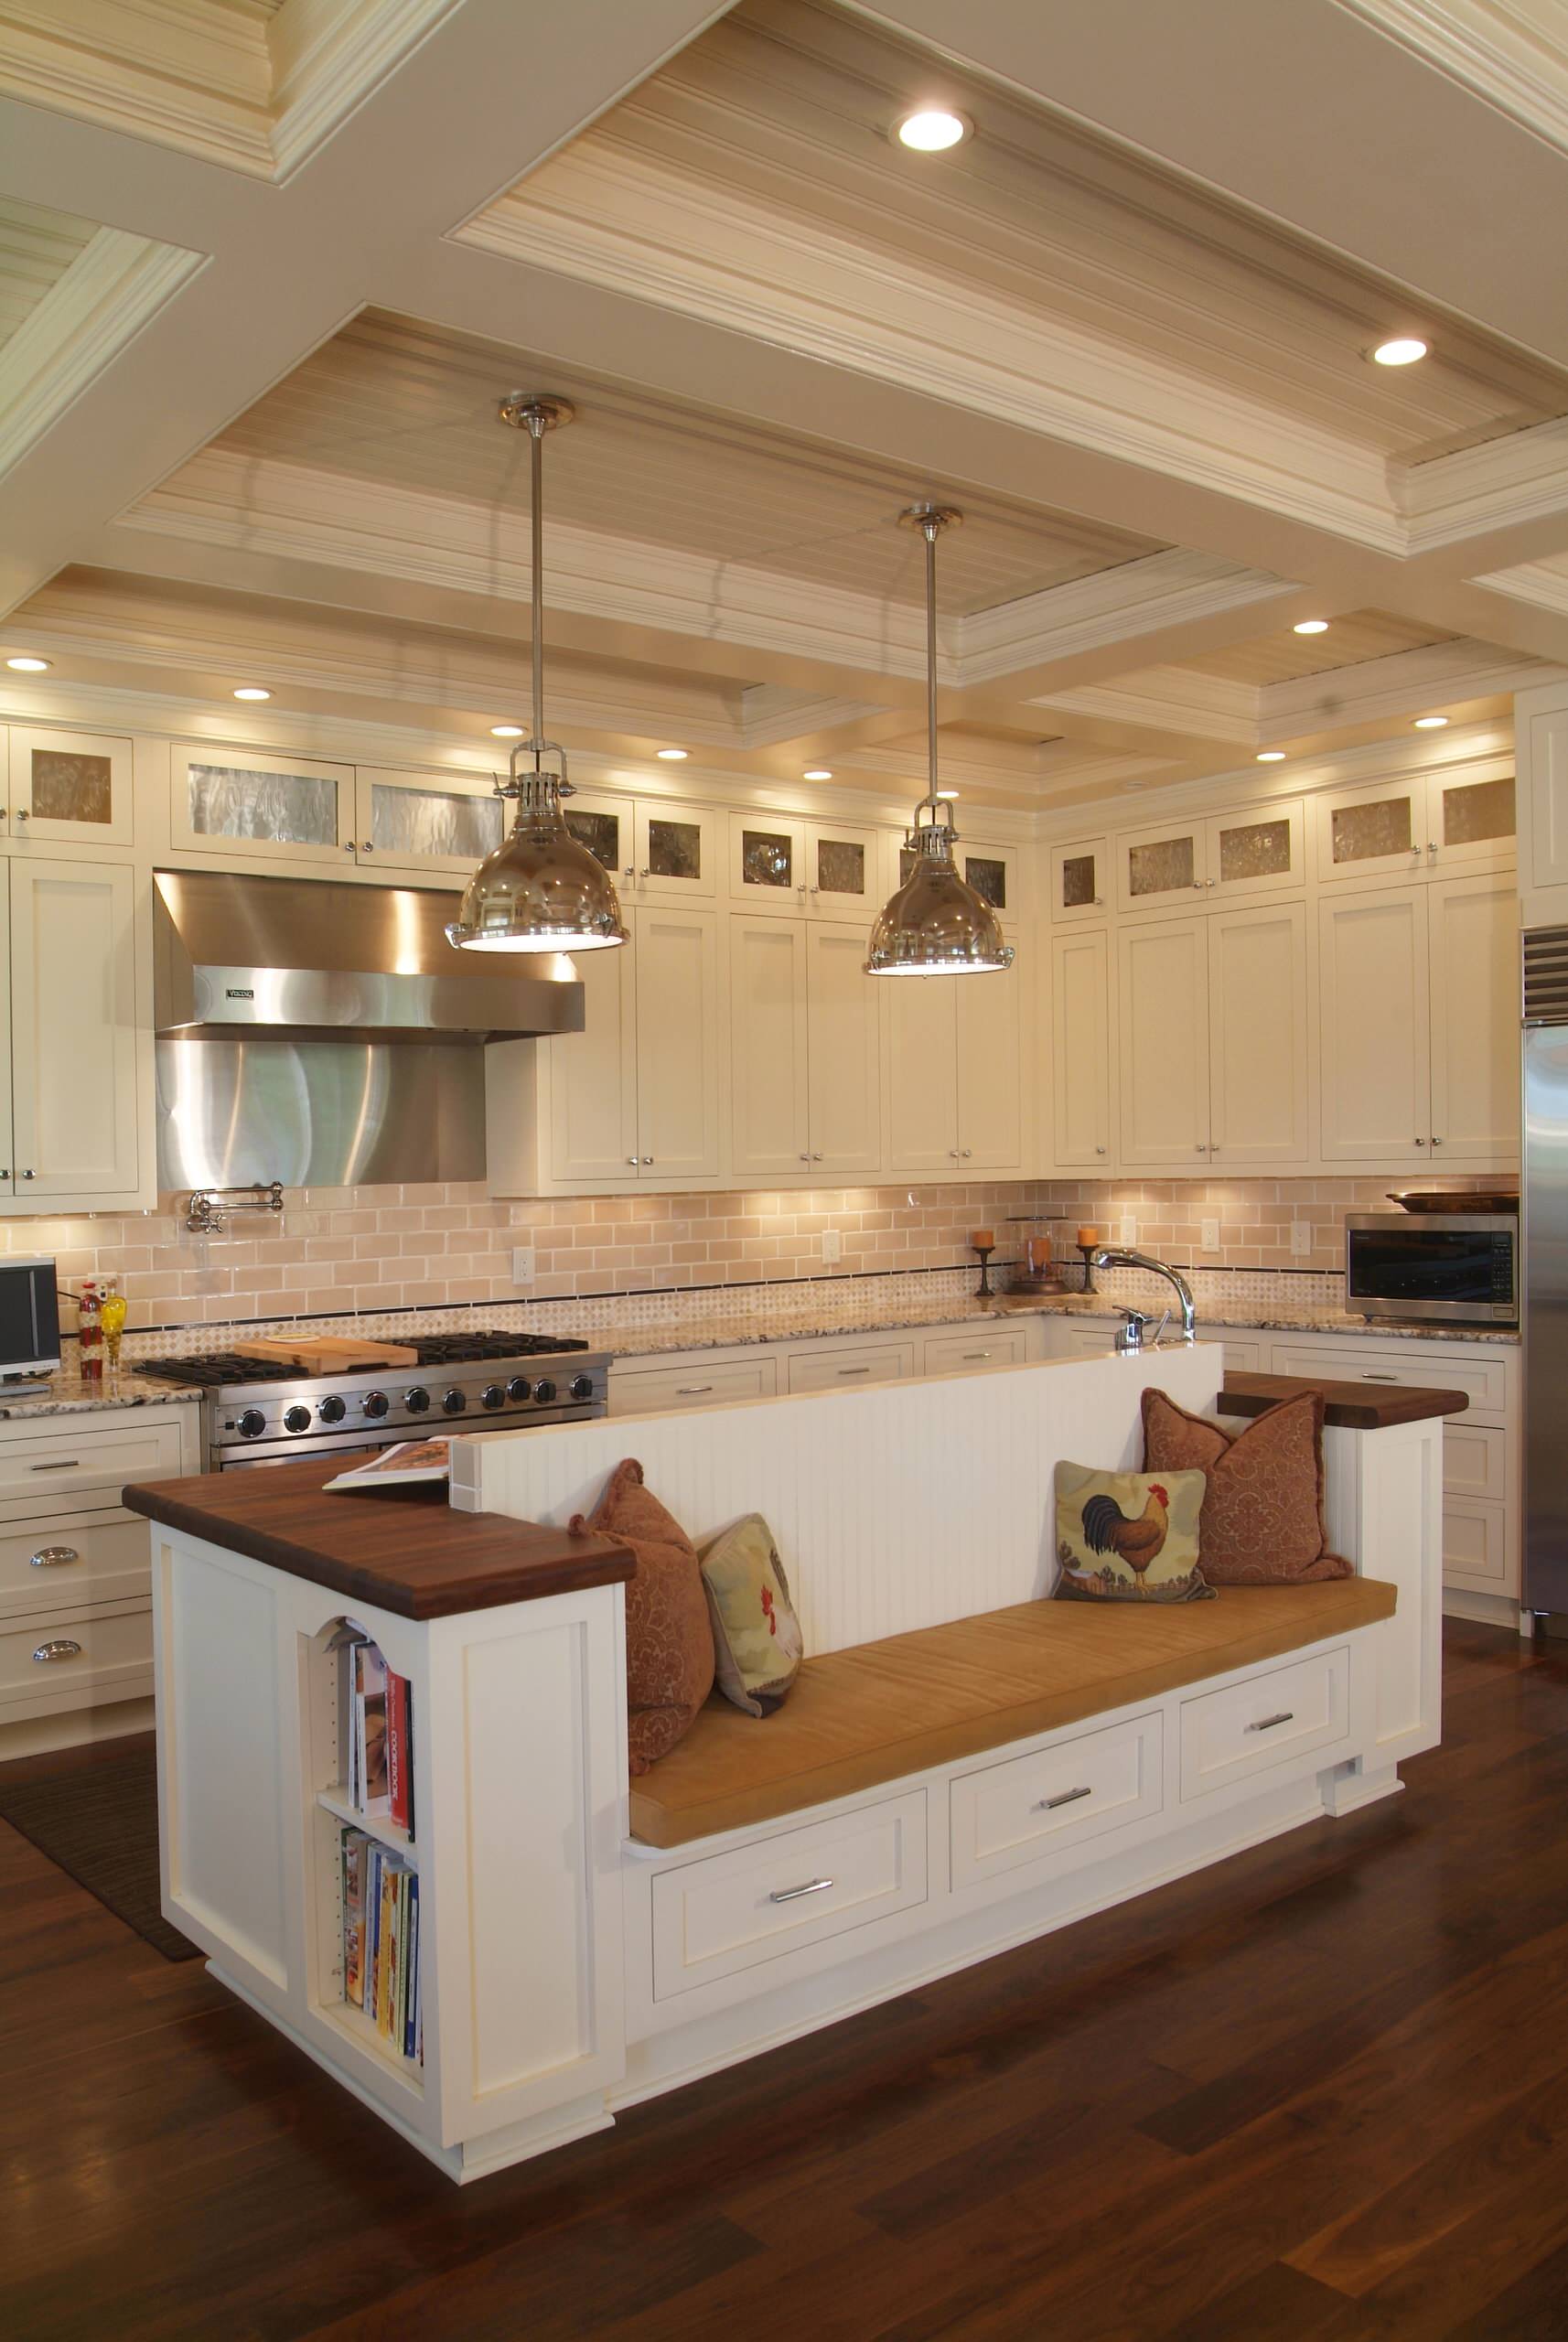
[0,1736,199,1961]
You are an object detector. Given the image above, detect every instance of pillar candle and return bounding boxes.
[971,1227,994,1251]
[1077,1224,1101,1247]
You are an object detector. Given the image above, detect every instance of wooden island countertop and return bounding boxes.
[1217,1369,1469,1430]
[123,1456,634,1620]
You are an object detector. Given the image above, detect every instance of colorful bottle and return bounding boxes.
[78,1280,103,1380]
[99,1276,126,1373]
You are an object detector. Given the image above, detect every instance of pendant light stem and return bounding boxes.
[530,417,545,758]
[923,516,940,811]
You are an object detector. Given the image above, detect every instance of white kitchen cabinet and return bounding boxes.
[1048,929,1112,1168]
[620,801,717,903]
[956,963,1023,1172]
[730,914,811,1180]
[353,767,506,878]
[1117,917,1210,1167]
[1315,767,1515,888]
[1202,800,1305,902]
[629,906,723,1183]
[733,814,881,918]
[806,923,882,1176]
[5,725,135,850]
[1114,816,1207,916]
[885,963,1024,1178]
[168,745,355,868]
[2,858,150,1209]
[1518,686,1568,926]
[1317,887,1431,1167]
[1208,903,1310,1166]
[543,940,640,1188]
[1428,876,1520,1165]
[1048,836,1110,925]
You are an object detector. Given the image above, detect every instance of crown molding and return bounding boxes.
[0,0,275,175]
[957,549,1296,684]
[1035,665,1261,745]
[269,0,462,180]
[738,683,886,747]
[1258,634,1558,732]
[1397,414,1568,553]
[458,141,1405,554]
[1472,550,1568,617]
[1334,0,1568,156]
[0,229,205,480]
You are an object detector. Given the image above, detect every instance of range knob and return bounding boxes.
[236,1408,266,1439]
[480,1383,505,1410]
[404,1387,430,1414]
[442,1388,467,1415]
[362,1390,390,1420]
[569,1373,596,1402]
[532,1378,557,1405]
[284,1404,312,1434]
[318,1393,347,1424]
[506,1374,531,1403]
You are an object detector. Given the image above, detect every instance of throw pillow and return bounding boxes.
[698,1513,804,1717]
[1141,1386,1353,1586]
[1054,1463,1213,1602]
[571,1458,714,1775]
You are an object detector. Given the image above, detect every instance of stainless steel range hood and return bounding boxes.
[154,870,585,1041]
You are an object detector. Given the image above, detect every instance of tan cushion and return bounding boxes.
[572,1458,713,1777]
[699,1513,804,1716]
[1142,1386,1353,1585]
[1055,1461,1212,1601]
[629,1575,1397,1847]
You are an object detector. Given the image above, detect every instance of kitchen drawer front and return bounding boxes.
[609,1357,779,1417]
[1443,1421,1508,1502]
[651,1790,928,1999]
[1179,1646,1351,1801]
[951,1713,1163,1888]
[1442,1496,1509,1586]
[0,1602,152,1709]
[1268,1342,1509,1419]
[1056,1323,1120,1359]
[0,1413,190,1515]
[922,1326,1032,1378]
[787,1340,917,1395]
[0,1512,150,1618]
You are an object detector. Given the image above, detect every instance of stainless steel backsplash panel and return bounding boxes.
[156,1037,489,1190]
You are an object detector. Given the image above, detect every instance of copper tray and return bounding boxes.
[1386,1188,1518,1213]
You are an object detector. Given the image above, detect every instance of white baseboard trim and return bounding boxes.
[1442,1587,1524,1631]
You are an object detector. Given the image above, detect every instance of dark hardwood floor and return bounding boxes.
[6,1619,1568,2341]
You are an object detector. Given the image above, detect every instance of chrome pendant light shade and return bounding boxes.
[865,506,1014,977]
[447,397,628,956]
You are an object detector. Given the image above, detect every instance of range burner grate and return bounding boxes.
[133,1327,594,1388]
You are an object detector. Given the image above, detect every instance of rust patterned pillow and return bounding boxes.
[572,1458,714,1775]
[1141,1387,1352,1585]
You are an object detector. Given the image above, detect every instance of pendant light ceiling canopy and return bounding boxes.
[446,395,628,956]
[865,506,1015,977]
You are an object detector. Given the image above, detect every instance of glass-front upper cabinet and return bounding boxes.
[733,814,879,915]
[1048,835,1109,923]
[1114,816,1208,915]
[1314,768,1516,885]
[562,790,714,902]
[1116,801,1304,913]
[1425,769,1516,875]
[354,768,505,877]
[169,745,353,867]
[5,725,134,848]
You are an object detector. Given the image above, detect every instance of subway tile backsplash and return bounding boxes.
[0,1170,1509,1335]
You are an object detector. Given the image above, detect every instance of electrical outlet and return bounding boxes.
[1119,1215,1135,1245]
[1200,1218,1220,1252]
[511,1247,536,1288]
[822,1229,843,1265]
[1290,1220,1312,1256]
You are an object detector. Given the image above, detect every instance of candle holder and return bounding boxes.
[973,1242,996,1299]
[1077,1241,1100,1295]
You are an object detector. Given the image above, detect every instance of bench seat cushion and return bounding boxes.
[628,1575,1398,1848]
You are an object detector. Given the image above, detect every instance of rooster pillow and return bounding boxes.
[1054,1463,1214,1603]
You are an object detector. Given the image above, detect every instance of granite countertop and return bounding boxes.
[0,1365,201,1418]
[601,1289,1520,1359]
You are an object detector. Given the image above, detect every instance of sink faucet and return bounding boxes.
[1090,1249,1197,1344]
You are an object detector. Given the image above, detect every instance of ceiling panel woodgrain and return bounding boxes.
[1182,607,1457,684]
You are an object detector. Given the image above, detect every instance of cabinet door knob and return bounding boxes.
[343,843,354,854]
[623,867,636,879]
[20,1169,34,1179]
[360,841,373,852]
[1431,1135,1443,1146]
[639,867,650,879]
[32,1638,81,1663]
[625,1156,639,1166]
[1414,1137,1426,1146]
[812,1150,823,1161]
[1411,844,1423,857]
[1095,1145,1107,1155]
[799,1153,810,1162]
[0,1171,9,1180]
[640,1155,653,1165]
[1427,841,1438,854]
[961,1147,972,1158]
[13,808,27,823]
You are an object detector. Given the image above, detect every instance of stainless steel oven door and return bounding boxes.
[212,1408,600,1469]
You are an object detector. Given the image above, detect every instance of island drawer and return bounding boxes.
[1179,1646,1350,1800]
[0,1513,152,1619]
[1267,1343,1508,1419]
[950,1713,1163,1888]
[0,1601,152,1711]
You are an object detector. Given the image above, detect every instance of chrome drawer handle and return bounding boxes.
[30,1545,80,1567]
[32,1638,82,1663]
[1246,1710,1295,1733]
[838,1365,872,1377]
[769,1876,833,1904]
[675,1384,713,1396]
[31,1459,79,1469]
[1038,1785,1092,1810]
[1362,1372,1399,1382]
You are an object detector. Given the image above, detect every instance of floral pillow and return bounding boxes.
[1054,1462,1214,1602]
[698,1513,804,1715]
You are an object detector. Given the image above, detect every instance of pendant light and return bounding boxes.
[447,395,628,955]
[865,506,1015,976]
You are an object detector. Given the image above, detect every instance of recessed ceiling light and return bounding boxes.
[895,106,971,152]
[5,655,49,672]
[489,723,524,738]
[1256,750,1287,763]
[1293,619,1329,636]
[1413,714,1449,729]
[1371,337,1428,366]
[232,686,271,702]
[656,747,689,760]
[936,788,959,800]
[803,767,833,780]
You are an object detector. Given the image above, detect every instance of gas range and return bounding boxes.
[133,1329,610,1470]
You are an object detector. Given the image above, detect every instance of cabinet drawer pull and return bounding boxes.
[675,1384,714,1396]
[32,1638,82,1663]
[837,1365,872,1377]
[962,1350,991,1360]
[769,1876,833,1905]
[1362,1372,1399,1382]
[1038,1785,1092,1810]
[30,1459,79,1469]
[1246,1710,1295,1733]
[30,1545,80,1567]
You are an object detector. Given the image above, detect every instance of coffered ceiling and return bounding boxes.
[1,0,1567,814]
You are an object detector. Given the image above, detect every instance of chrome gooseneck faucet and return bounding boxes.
[1090,1249,1197,1344]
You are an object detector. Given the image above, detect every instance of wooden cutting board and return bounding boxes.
[234,1336,420,1371]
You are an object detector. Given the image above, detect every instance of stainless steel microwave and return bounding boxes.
[0,1257,60,1376]
[1345,1212,1519,1327]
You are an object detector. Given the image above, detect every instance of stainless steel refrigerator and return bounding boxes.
[1524,929,1568,1613]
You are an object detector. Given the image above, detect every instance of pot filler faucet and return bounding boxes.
[1090,1249,1197,1348]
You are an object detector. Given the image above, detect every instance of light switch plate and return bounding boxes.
[822,1229,843,1265]
[511,1247,536,1287]
[1119,1215,1135,1245]
[1291,1221,1312,1256]
[1201,1218,1220,1252]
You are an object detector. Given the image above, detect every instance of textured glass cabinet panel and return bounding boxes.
[188,763,339,845]
[1060,853,1097,908]
[648,818,702,880]
[371,783,502,860]
[965,855,1006,909]
[1443,775,1515,846]
[29,750,113,825]
[816,838,865,896]
[1330,796,1411,865]
[742,829,794,887]
[1218,817,1292,883]
[565,809,622,869]
[1128,834,1195,896]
